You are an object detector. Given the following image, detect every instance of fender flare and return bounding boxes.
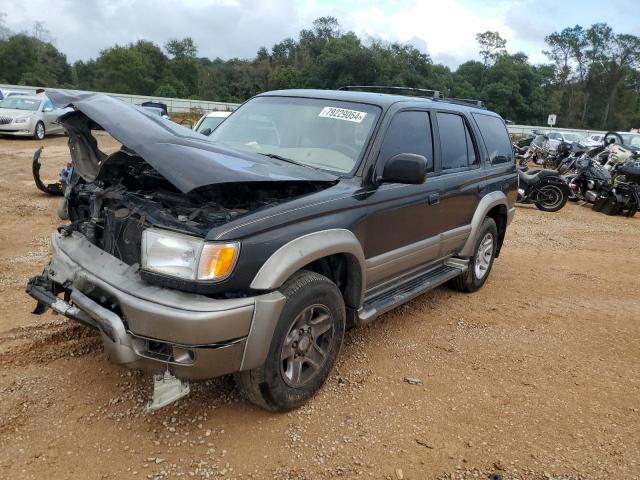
[250,229,366,304]
[459,191,509,257]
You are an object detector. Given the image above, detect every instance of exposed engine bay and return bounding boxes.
[64,150,328,267]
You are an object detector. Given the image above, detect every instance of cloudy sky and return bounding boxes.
[2,0,638,67]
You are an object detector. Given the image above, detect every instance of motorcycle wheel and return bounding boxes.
[534,184,568,212]
[624,199,637,218]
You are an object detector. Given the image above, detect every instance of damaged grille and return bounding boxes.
[0,116,13,125]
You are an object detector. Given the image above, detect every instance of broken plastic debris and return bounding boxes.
[146,370,190,412]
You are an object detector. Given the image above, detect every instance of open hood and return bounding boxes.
[47,89,338,193]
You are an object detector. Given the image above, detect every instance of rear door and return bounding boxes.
[431,110,483,255]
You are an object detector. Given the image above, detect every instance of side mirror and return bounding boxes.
[200,128,212,136]
[379,153,428,185]
[43,107,54,112]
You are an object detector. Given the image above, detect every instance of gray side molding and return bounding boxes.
[250,229,366,296]
[459,191,508,257]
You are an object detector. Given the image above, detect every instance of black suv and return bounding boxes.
[27,88,517,411]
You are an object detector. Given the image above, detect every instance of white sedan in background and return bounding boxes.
[0,96,69,139]
[546,131,585,150]
[194,110,231,136]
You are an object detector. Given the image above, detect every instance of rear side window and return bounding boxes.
[379,111,434,171]
[472,113,514,165]
[436,112,477,170]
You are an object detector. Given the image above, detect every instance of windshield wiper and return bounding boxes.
[258,152,318,170]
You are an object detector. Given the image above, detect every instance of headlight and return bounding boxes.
[14,117,29,124]
[141,228,239,281]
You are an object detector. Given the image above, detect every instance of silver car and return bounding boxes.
[0,96,68,140]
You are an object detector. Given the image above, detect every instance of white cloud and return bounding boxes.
[347,0,513,67]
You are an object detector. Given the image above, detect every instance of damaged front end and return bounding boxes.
[44,90,336,289]
[26,90,333,400]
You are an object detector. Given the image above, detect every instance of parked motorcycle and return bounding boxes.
[542,140,573,170]
[558,143,607,175]
[593,159,640,217]
[566,155,612,203]
[517,169,570,212]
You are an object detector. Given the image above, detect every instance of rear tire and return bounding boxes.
[534,183,568,212]
[235,270,345,411]
[452,217,498,293]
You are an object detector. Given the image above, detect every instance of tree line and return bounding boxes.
[0,15,638,130]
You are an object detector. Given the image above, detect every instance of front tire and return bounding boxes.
[452,217,498,293]
[34,121,45,140]
[235,271,345,411]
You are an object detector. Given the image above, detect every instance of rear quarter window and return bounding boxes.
[472,113,514,165]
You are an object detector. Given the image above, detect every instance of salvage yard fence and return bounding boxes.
[506,124,605,138]
[0,83,240,114]
[2,83,608,136]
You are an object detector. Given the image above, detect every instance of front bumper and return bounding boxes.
[27,232,285,379]
[0,123,34,136]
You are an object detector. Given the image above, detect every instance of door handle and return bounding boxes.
[427,192,441,205]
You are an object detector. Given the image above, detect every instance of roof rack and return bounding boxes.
[338,85,442,99]
[337,85,486,109]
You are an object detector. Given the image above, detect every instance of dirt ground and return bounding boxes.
[0,135,638,480]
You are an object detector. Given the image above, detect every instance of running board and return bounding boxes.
[357,259,468,325]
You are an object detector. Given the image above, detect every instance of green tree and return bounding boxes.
[165,38,198,59]
[94,41,168,95]
[476,31,507,67]
[0,33,71,86]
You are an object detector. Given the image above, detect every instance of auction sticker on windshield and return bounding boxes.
[319,107,367,123]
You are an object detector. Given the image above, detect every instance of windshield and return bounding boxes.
[0,98,41,111]
[197,116,226,134]
[209,96,380,174]
[620,133,640,149]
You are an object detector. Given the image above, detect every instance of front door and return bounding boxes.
[363,110,444,287]
[41,100,62,134]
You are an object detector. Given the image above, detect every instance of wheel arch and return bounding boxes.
[250,229,366,309]
[460,191,509,257]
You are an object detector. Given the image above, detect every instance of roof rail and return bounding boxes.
[441,97,486,109]
[338,85,486,109]
[338,85,442,99]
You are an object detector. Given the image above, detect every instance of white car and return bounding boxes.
[194,111,231,136]
[582,133,605,147]
[0,96,69,140]
[546,131,585,150]
[0,89,30,100]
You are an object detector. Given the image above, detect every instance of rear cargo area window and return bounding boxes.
[472,113,514,165]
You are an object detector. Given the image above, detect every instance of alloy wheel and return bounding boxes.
[280,304,334,387]
[474,233,494,280]
[36,123,45,140]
